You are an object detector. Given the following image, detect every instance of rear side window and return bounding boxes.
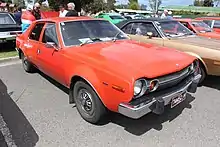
[214,20,220,28]
[29,23,45,41]
[0,13,15,24]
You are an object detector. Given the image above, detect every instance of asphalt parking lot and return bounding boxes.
[1,62,220,147]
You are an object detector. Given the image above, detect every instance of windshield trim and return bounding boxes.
[59,19,129,48]
[0,13,16,25]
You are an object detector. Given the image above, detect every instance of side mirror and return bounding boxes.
[46,42,59,51]
[146,32,153,39]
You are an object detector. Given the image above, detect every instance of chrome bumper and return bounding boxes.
[118,74,201,119]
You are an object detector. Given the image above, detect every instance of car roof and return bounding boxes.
[116,18,177,27]
[37,16,103,23]
[196,17,220,20]
[175,18,202,22]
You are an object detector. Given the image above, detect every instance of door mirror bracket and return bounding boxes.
[46,42,59,51]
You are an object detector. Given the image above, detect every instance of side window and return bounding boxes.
[42,23,59,46]
[121,23,133,34]
[29,23,44,41]
[214,20,220,28]
[130,22,160,37]
[183,22,195,33]
[203,20,212,27]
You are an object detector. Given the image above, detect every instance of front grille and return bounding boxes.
[156,65,192,91]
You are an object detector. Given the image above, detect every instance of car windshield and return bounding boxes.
[109,15,125,20]
[0,13,15,24]
[157,21,194,38]
[60,20,128,46]
[191,21,212,33]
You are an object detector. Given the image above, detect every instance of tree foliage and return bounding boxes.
[203,0,214,6]
[128,1,139,10]
[194,0,204,6]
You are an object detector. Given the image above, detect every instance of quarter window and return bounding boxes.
[202,20,213,27]
[42,23,59,46]
[29,23,44,41]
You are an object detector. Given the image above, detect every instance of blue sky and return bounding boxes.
[116,0,194,6]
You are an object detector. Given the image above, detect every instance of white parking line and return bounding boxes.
[0,114,17,147]
[0,60,20,67]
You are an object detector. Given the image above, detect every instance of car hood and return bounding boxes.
[172,36,220,50]
[67,40,195,79]
[198,32,220,39]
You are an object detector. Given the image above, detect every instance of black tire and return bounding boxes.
[21,52,35,73]
[198,65,206,85]
[72,81,107,124]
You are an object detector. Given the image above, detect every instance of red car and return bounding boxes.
[16,17,201,124]
[196,17,220,33]
[176,18,220,40]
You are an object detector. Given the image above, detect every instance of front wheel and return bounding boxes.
[198,65,206,85]
[21,52,35,73]
[72,81,107,124]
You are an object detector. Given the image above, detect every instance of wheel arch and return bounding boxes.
[68,68,106,108]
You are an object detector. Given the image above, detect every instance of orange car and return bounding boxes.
[176,18,220,40]
[16,17,201,124]
[196,17,220,33]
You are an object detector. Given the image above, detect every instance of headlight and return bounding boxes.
[189,59,199,73]
[134,80,143,96]
[133,79,148,98]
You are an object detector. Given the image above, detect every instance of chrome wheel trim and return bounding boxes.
[77,89,94,115]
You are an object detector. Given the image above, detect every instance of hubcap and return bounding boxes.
[77,89,93,114]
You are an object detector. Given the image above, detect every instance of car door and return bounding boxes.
[24,23,45,67]
[36,22,66,84]
[121,22,164,46]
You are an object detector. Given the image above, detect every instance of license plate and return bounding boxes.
[171,92,186,108]
[0,32,10,36]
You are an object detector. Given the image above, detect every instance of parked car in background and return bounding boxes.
[16,17,200,124]
[0,12,21,45]
[176,18,220,40]
[116,18,220,83]
[124,14,146,19]
[95,13,126,24]
[196,17,220,33]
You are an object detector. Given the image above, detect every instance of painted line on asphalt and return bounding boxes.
[0,60,20,67]
[0,115,17,147]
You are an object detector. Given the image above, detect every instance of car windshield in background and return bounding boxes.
[109,15,125,20]
[191,21,212,33]
[0,13,15,24]
[157,21,194,38]
[60,20,128,46]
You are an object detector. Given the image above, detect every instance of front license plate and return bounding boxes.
[171,92,186,108]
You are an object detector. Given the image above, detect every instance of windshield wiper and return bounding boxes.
[80,38,102,46]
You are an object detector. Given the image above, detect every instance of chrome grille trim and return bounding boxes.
[158,66,190,85]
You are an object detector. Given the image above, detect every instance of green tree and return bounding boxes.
[203,0,214,6]
[128,1,139,10]
[194,0,204,6]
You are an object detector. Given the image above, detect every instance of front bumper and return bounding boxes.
[118,74,201,119]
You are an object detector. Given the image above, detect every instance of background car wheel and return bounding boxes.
[73,81,107,124]
[198,65,206,85]
[21,52,35,73]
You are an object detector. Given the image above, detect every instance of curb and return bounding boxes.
[0,56,19,64]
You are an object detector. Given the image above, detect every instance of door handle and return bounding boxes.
[37,49,40,54]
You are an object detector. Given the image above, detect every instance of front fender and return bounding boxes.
[66,65,110,107]
[184,51,208,72]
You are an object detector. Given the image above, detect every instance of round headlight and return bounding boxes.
[134,80,143,96]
